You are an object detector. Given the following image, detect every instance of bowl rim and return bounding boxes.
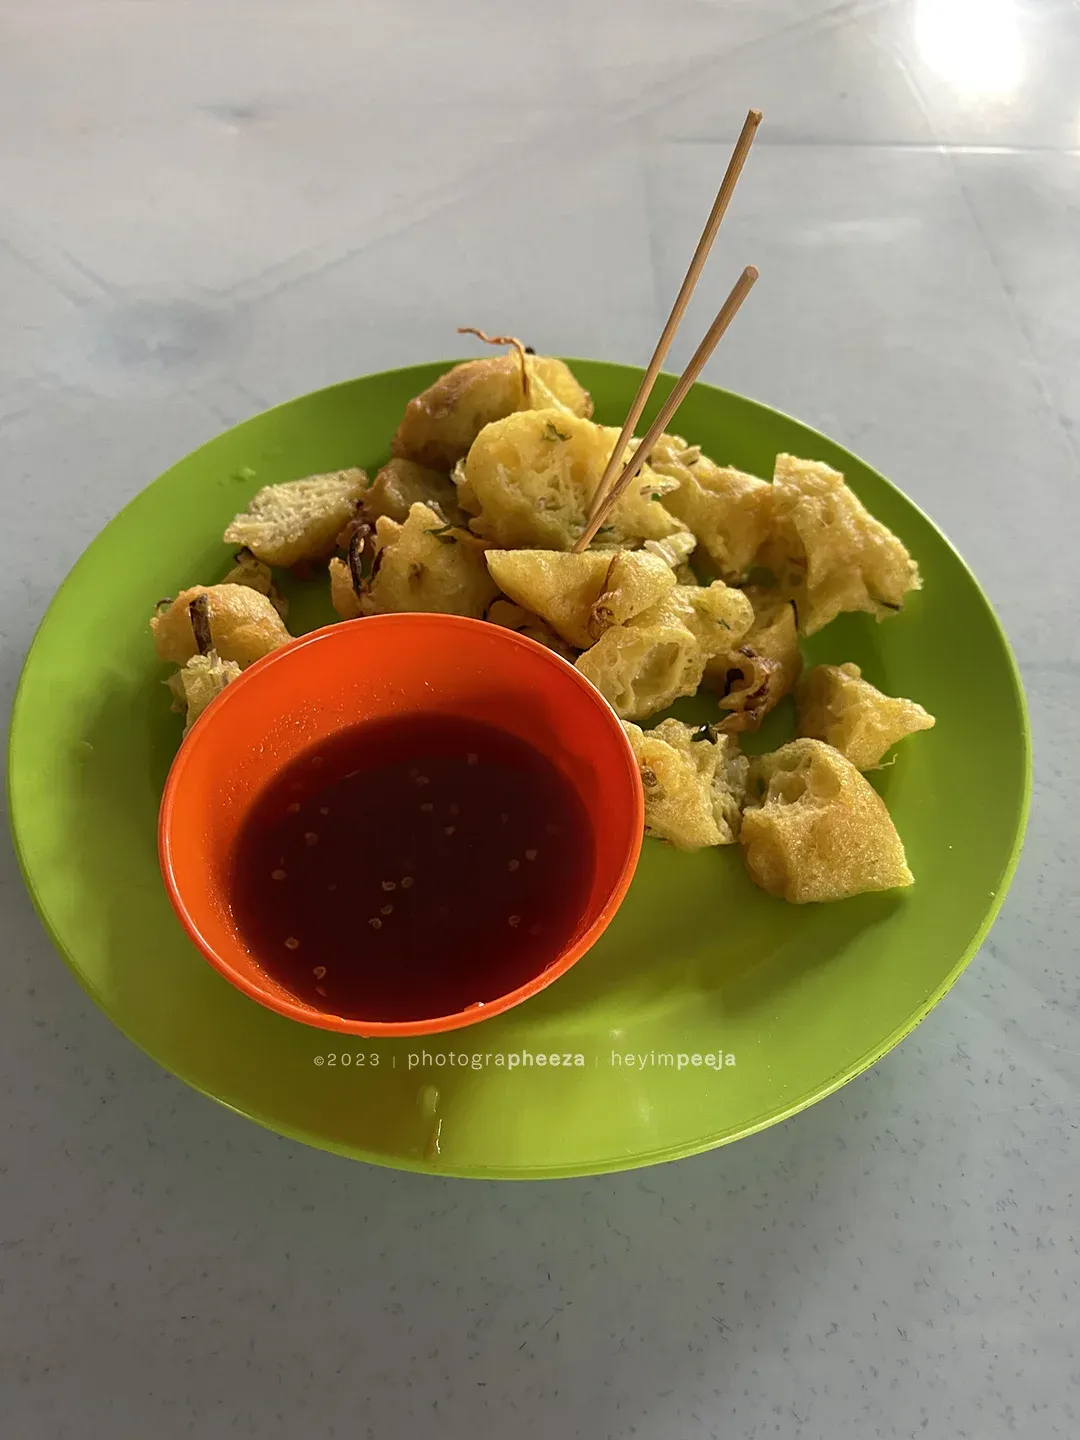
[157,611,645,1037]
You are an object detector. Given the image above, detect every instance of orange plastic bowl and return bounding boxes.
[158,614,644,1037]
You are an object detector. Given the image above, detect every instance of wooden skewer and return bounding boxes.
[585,108,762,524]
[574,265,759,553]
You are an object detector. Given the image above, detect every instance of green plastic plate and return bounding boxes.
[8,362,1030,1178]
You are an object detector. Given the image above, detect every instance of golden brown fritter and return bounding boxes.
[483,599,578,660]
[224,468,368,568]
[391,352,593,472]
[167,651,242,732]
[364,458,467,527]
[759,454,921,635]
[740,738,913,902]
[464,410,686,551]
[650,432,773,579]
[151,585,292,668]
[704,584,802,732]
[575,582,754,721]
[220,548,289,618]
[623,718,748,849]
[796,662,935,769]
[358,502,499,619]
[328,556,364,621]
[485,548,676,650]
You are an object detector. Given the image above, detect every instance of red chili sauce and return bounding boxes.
[229,715,594,1021]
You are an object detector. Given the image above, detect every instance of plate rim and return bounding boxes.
[7,360,1033,1179]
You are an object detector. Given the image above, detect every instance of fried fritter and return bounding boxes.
[740,738,913,902]
[650,433,772,579]
[485,548,676,650]
[328,555,364,621]
[575,582,754,721]
[151,585,292,667]
[224,468,368,568]
[465,410,685,551]
[623,718,748,849]
[391,352,593,472]
[642,529,699,575]
[796,662,935,769]
[760,455,921,635]
[484,599,577,660]
[221,548,289,618]
[704,585,802,732]
[364,458,467,527]
[357,502,499,619]
[166,650,242,732]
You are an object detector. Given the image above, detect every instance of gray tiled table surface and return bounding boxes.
[2,2,1077,1436]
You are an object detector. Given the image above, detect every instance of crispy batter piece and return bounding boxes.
[643,529,699,574]
[151,584,291,667]
[740,738,913,902]
[484,599,577,660]
[796,662,935,769]
[449,457,482,518]
[364,458,468,527]
[760,454,921,635]
[328,556,364,621]
[167,651,242,732]
[704,585,802,732]
[650,432,773,579]
[485,548,675,649]
[623,718,748,849]
[336,502,499,619]
[391,350,593,472]
[221,548,289,618]
[575,582,754,721]
[224,468,368,568]
[464,410,686,551]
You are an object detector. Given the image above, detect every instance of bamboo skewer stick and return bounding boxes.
[574,266,759,553]
[584,108,762,524]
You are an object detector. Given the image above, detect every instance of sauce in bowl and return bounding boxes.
[229,714,595,1021]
